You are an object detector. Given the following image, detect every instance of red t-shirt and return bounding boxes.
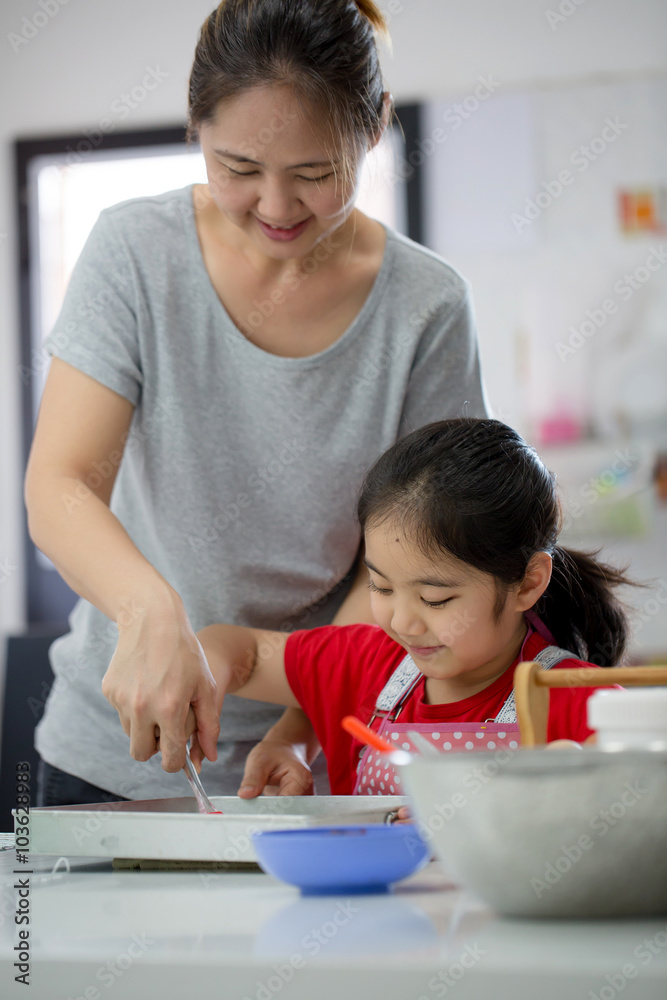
[285,623,612,794]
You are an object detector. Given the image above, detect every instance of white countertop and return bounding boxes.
[1,846,666,1000]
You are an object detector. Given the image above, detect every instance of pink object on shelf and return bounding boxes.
[537,414,582,445]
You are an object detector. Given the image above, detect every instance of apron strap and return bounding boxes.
[369,653,421,725]
[493,645,576,724]
[368,643,577,727]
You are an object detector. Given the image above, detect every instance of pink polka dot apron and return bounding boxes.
[353,634,575,796]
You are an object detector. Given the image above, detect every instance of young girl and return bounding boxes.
[197,418,632,795]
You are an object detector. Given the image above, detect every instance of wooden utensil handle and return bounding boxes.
[534,666,667,688]
[514,662,667,746]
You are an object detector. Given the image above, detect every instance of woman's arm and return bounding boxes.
[25,358,220,771]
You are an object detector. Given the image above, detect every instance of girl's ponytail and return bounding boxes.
[536,547,632,666]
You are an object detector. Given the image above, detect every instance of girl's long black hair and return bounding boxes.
[357,418,634,666]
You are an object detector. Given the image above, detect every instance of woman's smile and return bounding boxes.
[255,216,313,241]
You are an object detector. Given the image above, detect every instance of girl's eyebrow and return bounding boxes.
[213,149,335,170]
[364,558,461,589]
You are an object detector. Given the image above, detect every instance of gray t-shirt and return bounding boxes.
[35,184,488,799]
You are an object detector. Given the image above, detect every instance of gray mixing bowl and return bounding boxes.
[395,748,667,918]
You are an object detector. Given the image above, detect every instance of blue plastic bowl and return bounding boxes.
[251,824,430,895]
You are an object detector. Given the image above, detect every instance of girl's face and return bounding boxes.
[198,85,360,261]
[364,520,531,700]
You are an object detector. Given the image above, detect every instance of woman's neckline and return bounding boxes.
[184,184,394,368]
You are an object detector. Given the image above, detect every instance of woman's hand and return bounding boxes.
[238,738,315,797]
[102,597,221,772]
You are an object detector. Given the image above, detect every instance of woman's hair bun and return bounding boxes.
[351,0,389,35]
[189,0,389,175]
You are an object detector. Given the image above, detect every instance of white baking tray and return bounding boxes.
[19,795,406,863]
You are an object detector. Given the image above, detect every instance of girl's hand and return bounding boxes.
[386,805,413,825]
[102,599,221,772]
[238,738,315,798]
[545,739,583,749]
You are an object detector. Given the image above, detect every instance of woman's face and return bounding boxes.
[198,85,361,260]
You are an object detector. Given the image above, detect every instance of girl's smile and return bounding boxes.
[406,643,446,657]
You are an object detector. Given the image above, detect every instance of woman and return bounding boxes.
[25,0,488,805]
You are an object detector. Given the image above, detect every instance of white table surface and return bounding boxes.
[1,843,666,1000]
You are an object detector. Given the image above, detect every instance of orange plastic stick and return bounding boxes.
[341,715,395,753]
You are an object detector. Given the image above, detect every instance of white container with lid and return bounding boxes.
[587,687,667,750]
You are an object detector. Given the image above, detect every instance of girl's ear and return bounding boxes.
[515,551,552,612]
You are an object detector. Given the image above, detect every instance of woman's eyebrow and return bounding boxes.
[213,148,334,169]
[364,557,460,589]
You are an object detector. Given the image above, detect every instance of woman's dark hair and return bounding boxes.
[358,418,635,666]
[188,0,390,181]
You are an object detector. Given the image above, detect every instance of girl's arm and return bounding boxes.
[237,549,374,796]
[197,624,298,706]
[25,358,221,771]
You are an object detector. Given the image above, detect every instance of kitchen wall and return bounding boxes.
[1,0,666,653]
[421,75,667,657]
